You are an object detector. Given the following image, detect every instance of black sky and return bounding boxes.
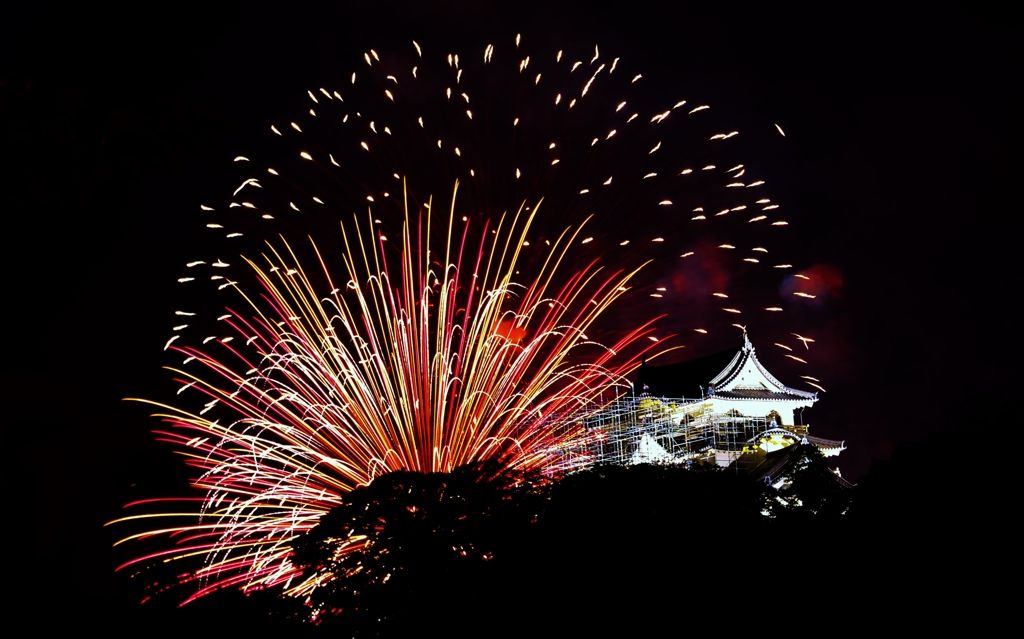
[6,0,1021,625]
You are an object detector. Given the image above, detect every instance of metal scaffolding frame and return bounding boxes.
[541,394,773,474]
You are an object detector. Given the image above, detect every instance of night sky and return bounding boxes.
[7,0,1021,627]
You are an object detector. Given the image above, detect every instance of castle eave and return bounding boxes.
[713,390,816,401]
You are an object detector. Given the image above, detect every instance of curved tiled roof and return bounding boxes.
[635,337,815,401]
[710,337,815,400]
[805,434,846,449]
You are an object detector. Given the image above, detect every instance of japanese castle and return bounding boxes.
[555,333,847,484]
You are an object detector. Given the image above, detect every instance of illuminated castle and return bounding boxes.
[551,333,846,481]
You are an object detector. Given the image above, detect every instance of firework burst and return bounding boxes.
[112,34,817,607]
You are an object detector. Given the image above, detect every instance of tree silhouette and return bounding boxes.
[778,444,852,519]
[292,461,548,634]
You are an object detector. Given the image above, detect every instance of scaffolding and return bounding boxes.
[542,395,773,474]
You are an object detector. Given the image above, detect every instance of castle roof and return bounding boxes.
[636,333,816,402]
[749,444,854,487]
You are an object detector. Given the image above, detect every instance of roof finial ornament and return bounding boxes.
[742,327,752,352]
